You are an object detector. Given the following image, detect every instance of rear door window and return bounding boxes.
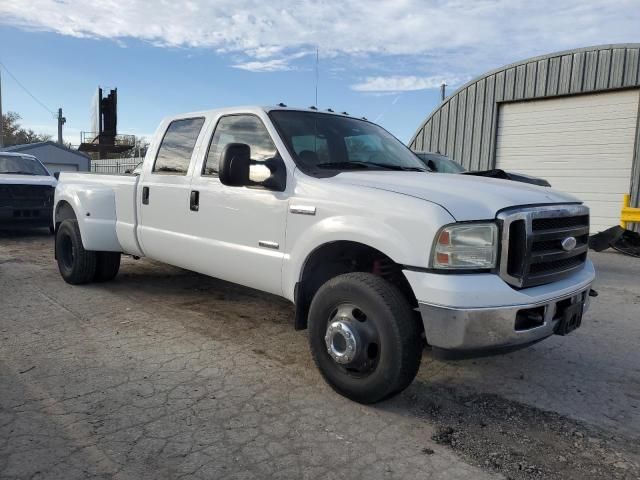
[152,117,205,175]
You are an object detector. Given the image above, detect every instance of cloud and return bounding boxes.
[232,59,293,72]
[232,50,313,72]
[0,1,637,76]
[351,75,452,92]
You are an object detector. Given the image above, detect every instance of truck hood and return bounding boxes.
[0,174,57,187]
[332,171,580,220]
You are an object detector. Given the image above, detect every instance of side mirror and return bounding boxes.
[260,157,287,192]
[53,172,60,180]
[219,143,251,187]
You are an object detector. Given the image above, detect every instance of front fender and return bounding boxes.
[55,183,122,252]
[282,207,454,301]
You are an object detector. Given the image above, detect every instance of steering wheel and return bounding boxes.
[298,150,319,168]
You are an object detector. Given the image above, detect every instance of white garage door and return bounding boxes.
[45,163,78,173]
[495,90,639,233]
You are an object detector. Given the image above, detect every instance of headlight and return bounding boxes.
[431,223,498,270]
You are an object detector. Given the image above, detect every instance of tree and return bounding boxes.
[1,111,52,146]
[120,136,149,159]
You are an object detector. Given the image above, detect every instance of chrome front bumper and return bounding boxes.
[418,284,592,355]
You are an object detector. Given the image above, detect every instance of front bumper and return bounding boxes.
[405,260,595,356]
[418,285,592,356]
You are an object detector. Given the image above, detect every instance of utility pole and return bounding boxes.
[0,69,4,148]
[57,108,66,145]
[440,82,447,102]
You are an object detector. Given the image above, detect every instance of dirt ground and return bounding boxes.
[1,230,639,479]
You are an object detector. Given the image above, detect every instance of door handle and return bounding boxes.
[142,186,150,205]
[190,190,200,212]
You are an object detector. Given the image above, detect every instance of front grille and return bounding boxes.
[498,205,589,288]
[0,185,54,208]
[529,255,584,274]
[532,215,589,230]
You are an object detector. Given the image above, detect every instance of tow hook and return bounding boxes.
[588,289,598,298]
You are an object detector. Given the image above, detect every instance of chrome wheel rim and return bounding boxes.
[324,303,380,375]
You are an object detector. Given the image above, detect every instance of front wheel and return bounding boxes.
[308,272,422,404]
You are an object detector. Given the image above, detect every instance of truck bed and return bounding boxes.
[56,172,142,255]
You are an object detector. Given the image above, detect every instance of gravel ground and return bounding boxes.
[1,230,639,479]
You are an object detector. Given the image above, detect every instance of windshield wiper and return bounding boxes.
[367,163,427,172]
[316,161,372,170]
[316,161,426,172]
[1,171,37,175]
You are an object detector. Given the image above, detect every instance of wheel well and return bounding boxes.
[294,241,419,330]
[55,201,77,230]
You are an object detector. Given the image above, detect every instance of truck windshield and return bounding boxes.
[269,110,428,175]
[0,154,50,176]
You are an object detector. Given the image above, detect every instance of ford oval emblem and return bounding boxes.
[561,236,577,251]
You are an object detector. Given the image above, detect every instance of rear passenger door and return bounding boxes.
[138,116,206,267]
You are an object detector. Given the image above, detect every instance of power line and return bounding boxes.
[0,60,57,117]
[314,47,319,107]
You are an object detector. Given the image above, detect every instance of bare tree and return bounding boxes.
[1,112,52,146]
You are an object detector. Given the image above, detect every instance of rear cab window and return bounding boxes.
[152,117,205,175]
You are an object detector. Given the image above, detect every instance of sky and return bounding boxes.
[0,0,638,146]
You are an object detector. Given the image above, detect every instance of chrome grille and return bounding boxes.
[498,205,589,288]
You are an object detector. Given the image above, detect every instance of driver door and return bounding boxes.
[185,114,289,296]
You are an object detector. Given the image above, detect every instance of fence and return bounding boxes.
[91,157,142,174]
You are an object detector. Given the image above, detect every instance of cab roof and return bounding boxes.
[167,105,367,122]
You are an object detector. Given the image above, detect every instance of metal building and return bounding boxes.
[1,141,90,174]
[409,44,640,233]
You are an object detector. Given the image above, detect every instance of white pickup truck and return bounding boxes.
[54,106,596,403]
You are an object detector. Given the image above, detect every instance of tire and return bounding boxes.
[55,219,97,285]
[93,252,121,282]
[308,272,422,404]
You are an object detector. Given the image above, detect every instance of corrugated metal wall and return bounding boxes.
[409,44,640,206]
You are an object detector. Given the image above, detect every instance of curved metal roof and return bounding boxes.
[409,44,640,171]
